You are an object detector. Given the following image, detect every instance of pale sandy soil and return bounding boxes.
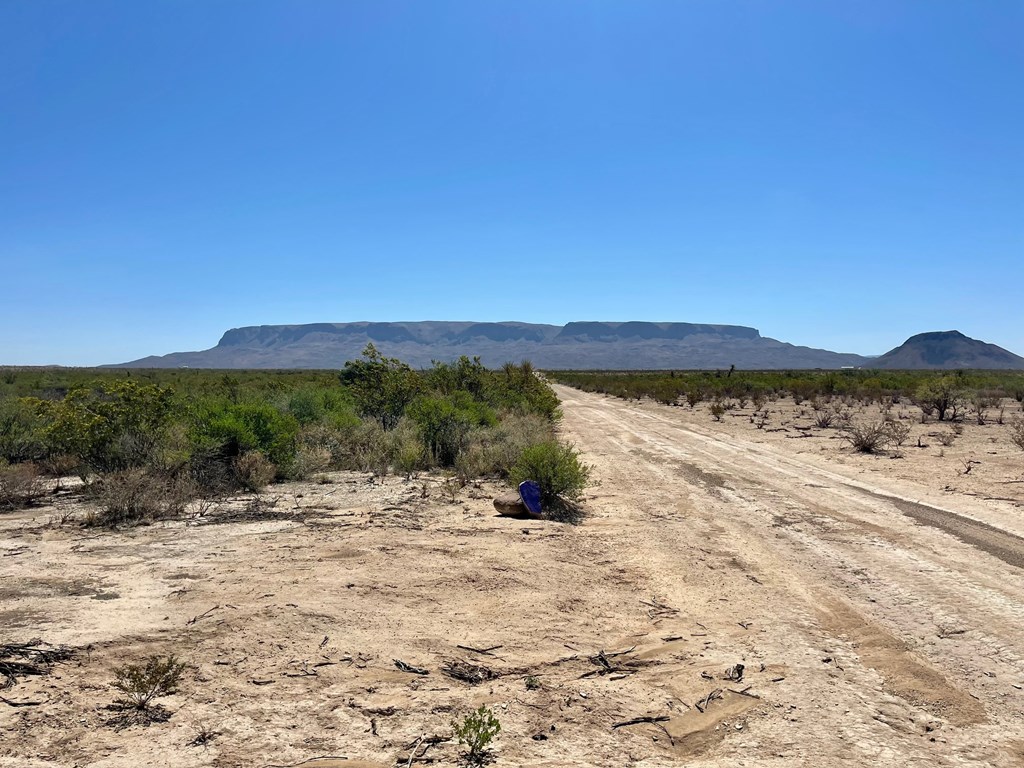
[2,386,1024,767]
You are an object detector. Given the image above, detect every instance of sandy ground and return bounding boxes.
[2,387,1024,767]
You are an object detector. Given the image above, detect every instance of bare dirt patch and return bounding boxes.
[3,388,1024,766]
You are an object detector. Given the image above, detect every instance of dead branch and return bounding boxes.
[441,659,499,684]
[612,715,670,729]
[456,644,503,656]
[186,606,219,625]
[394,659,429,676]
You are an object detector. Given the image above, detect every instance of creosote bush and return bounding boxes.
[111,654,185,717]
[452,705,501,763]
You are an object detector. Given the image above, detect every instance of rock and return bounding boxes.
[493,493,542,519]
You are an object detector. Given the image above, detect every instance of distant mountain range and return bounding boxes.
[111,322,1024,370]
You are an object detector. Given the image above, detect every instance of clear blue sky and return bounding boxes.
[2,1,1021,365]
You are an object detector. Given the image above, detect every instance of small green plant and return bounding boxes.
[525,675,541,690]
[709,400,726,421]
[110,654,185,725]
[452,705,501,763]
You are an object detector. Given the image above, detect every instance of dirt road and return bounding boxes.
[3,386,1024,767]
[553,384,1024,766]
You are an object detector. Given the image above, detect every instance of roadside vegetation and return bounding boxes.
[550,368,1024,411]
[0,346,572,525]
[550,368,1024,459]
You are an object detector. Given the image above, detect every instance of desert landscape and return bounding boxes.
[4,379,1024,767]
[4,5,1023,766]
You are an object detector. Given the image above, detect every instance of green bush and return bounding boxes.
[0,398,46,463]
[510,441,591,507]
[452,705,501,763]
[339,344,420,430]
[191,402,298,471]
[915,376,968,422]
[27,381,176,472]
[409,393,496,467]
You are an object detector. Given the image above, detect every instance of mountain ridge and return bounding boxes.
[112,322,1024,370]
[113,320,860,369]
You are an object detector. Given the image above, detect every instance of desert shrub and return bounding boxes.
[335,418,387,473]
[191,402,298,472]
[27,381,176,472]
[685,389,702,408]
[339,344,420,430]
[454,413,552,480]
[915,377,968,423]
[1010,419,1024,451]
[709,401,725,421]
[973,395,999,425]
[841,421,891,454]
[936,430,957,447]
[232,451,276,492]
[286,388,325,425]
[408,394,495,467]
[89,468,189,527]
[0,461,45,510]
[490,361,561,421]
[185,446,237,496]
[883,420,911,449]
[452,705,501,763]
[288,445,332,480]
[111,654,185,713]
[40,453,84,482]
[0,398,46,463]
[813,408,837,428]
[388,418,427,477]
[286,387,359,428]
[510,441,591,508]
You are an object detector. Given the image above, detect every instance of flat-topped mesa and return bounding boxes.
[114,320,870,369]
[555,321,760,342]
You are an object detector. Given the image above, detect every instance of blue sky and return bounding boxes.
[1,1,1021,365]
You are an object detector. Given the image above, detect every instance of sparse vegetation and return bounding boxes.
[88,468,190,527]
[452,705,501,763]
[841,421,892,454]
[110,654,185,725]
[1012,419,1024,452]
[549,369,1024,411]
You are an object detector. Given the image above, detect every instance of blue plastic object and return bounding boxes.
[518,480,543,515]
